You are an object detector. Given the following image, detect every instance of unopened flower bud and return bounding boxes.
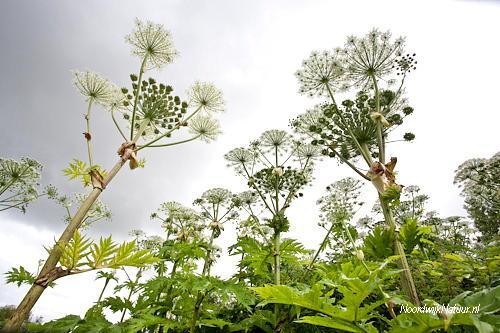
[272,167,284,177]
[355,249,365,261]
[370,112,391,127]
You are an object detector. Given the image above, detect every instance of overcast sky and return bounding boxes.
[1,0,499,322]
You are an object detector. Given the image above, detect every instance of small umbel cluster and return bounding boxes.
[122,76,188,137]
[394,53,417,76]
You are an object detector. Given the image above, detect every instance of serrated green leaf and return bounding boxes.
[5,265,36,287]
[88,236,118,269]
[59,230,92,270]
[297,315,364,332]
[25,315,81,333]
[108,240,158,268]
[63,159,108,187]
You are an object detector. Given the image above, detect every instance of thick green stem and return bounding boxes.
[359,143,374,166]
[202,230,216,276]
[273,232,281,286]
[3,122,150,332]
[378,196,421,306]
[2,159,126,332]
[189,293,206,333]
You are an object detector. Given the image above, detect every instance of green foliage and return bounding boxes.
[6,25,500,333]
[7,231,158,290]
[399,218,432,253]
[90,237,118,269]
[5,266,37,287]
[390,286,500,333]
[60,230,93,270]
[363,226,394,260]
[63,159,108,187]
[26,315,82,333]
[253,260,397,332]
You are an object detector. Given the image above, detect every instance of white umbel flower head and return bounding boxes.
[126,19,178,70]
[72,70,114,106]
[106,87,129,113]
[259,130,291,150]
[188,82,225,113]
[188,114,221,142]
[295,143,322,160]
[290,105,323,136]
[295,50,345,97]
[199,188,233,205]
[342,28,405,89]
[224,148,256,166]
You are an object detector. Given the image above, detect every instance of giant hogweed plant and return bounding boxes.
[4,19,225,332]
[291,29,421,305]
[225,130,321,327]
[190,188,240,333]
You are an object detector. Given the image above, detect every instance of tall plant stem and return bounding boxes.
[120,268,143,323]
[308,223,335,271]
[130,56,148,140]
[272,230,281,329]
[273,232,281,286]
[370,75,385,163]
[85,100,94,166]
[340,220,371,273]
[189,229,217,333]
[3,122,149,332]
[97,277,111,303]
[378,196,420,306]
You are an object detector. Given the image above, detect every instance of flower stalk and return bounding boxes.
[3,158,126,332]
[130,56,148,140]
[85,100,94,167]
[4,19,224,331]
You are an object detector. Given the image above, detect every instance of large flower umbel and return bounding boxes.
[188,114,221,142]
[342,29,405,89]
[188,81,226,113]
[295,50,345,98]
[72,70,115,106]
[126,19,178,70]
